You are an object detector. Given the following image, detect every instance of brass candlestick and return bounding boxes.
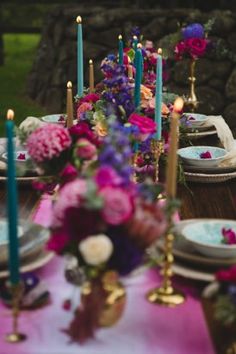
[185,59,198,112]
[5,282,27,343]
[146,225,185,307]
[150,139,164,184]
[132,151,139,183]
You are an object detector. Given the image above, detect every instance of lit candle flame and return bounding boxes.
[157,48,162,55]
[76,16,82,24]
[173,97,184,113]
[133,35,138,40]
[67,81,72,89]
[89,59,93,65]
[7,109,14,120]
[137,43,142,49]
[118,34,122,40]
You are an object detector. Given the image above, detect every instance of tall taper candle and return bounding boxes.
[118,35,124,65]
[134,44,143,109]
[76,16,84,97]
[133,36,138,54]
[166,98,184,198]
[66,81,74,128]
[155,48,163,140]
[6,109,20,285]
[89,59,94,93]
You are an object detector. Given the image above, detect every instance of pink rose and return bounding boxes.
[95,166,122,188]
[185,38,207,58]
[47,230,69,254]
[128,113,156,141]
[80,93,100,104]
[76,138,97,160]
[222,228,236,245]
[100,187,134,225]
[76,102,93,119]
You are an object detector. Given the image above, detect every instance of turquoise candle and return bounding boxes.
[133,36,138,68]
[6,110,19,285]
[134,46,143,109]
[118,35,123,65]
[154,51,163,140]
[76,16,84,97]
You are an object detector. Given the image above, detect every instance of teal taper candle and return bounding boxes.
[154,48,163,140]
[134,45,143,109]
[6,109,20,285]
[76,16,84,97]
[118,35,124,65]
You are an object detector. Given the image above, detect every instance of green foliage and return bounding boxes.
[0,34,46,136]
[214,295,236,326]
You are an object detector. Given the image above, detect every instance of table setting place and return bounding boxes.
[1,16,236,354]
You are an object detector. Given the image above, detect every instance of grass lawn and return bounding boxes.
[0,34,46,136]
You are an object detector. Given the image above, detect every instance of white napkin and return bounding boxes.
[201,115,236,167]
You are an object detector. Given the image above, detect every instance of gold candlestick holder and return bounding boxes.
[146,226,186,307]
[5,282,27,343]
[150,139,164,184]
[185,59,198,112]
[132,151,139,183]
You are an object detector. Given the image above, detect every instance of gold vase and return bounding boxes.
[81,271,126,327]
[185,59,198,112]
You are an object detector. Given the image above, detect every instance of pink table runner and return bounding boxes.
[0,195,215,354]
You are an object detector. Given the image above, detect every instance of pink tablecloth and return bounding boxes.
[0,195,215,354]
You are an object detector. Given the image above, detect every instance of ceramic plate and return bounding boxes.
[183,164,236,174]
[184,170,236,183]
[173,220,236,266]
[41,114,66,124]
[183,113,209,128]
[182,220,236,258]
[0,220,23,246]
[186,129,217,139]
[178,146,227,168]
[0,251,54,279]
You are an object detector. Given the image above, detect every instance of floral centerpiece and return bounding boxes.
[45,121,168,343]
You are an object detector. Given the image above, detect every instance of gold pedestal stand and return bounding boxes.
[185,59,198,112]
[150,139,164,183]
[147,232,185,307]
[5,283,27,343]
[132,151,139,183]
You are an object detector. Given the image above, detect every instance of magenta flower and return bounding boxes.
[76,138,97,160]
[17,153,26,160]
[128,113,156,141]
[79,93,100,104]
[47,230,69,254]
[222,228,236,245]
[27,124,72,163]
[100,186,134,225]
[94,166,122,188]
[200,151,212,159]
[216,265,236,283]
[60,164,78,183]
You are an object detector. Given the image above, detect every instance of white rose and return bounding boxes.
[19,116,43,133]
[79,234,113,266]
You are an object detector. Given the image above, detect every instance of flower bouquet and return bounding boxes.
[46,121,168,343]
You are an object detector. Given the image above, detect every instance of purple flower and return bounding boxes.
[107,230,143,275]
[182,23,205,39]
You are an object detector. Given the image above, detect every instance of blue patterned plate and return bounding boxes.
[41,114,66,124]
[182,219,236,258]
[184,113,208,128]
[178,146,227,167]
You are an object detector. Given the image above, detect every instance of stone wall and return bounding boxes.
[27,6,236,128]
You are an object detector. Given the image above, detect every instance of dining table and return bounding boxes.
[0,132,236,354]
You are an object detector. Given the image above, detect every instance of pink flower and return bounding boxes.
[51,179,87,227]
[94,166,122,188]
[222,228,236,245]
[200,151,212,159]
[174,40,187,60]
[47,230,69,254]
[100,187,134,225]
[80,93,100,104]
[27,124,72,163]
[185,38,207,58]
[76,138,97,160]
[128,113,156,141]
[76,102,93,119]
[216,266,236,283]
[17,153,26,160]
[60,164,78,183]
[69,123,100,147]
